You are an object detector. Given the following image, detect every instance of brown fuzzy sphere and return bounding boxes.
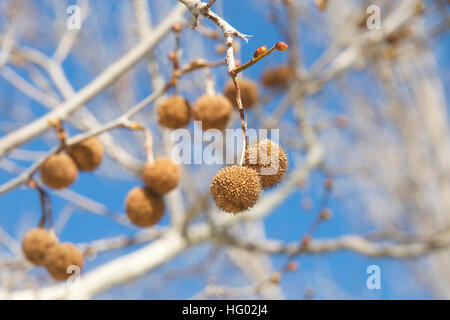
[66,137,104,171]
[192,94,233,130]
[210,165,261,214]
[125,187,165,227]
[261,65,294,89]
[157,95,191,129]
[44,243,84,281]
[224,78,259,110]
[22,228,58,266]
[141,157,180,195]
[40,153,78,189]
[244,139,288,190]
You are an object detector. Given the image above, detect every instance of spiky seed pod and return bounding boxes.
[141,158,180,195]
[125,187,165,227]
[224,78,259,110]
[22,228,58,266]
[261,65,294,89]
[210,165,261,214]
[66,137,104,171]
[192,94,233,130]
[40,153,78,189]
[244,139,288,190]
[157,95,191,129]
[44,243,84,281]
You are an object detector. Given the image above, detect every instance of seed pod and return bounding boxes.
[141,158,180,195]
[210,165,261,214]
[224,78,259,110]
[44,243,84,281]
[66,137,104,171]
[192,94,233,130]
[244,139,288,190]
[22,228,58,266]
[40,153,78,189]
[157,95,191,129]
[261,65,294,89]
[125,187,165,227]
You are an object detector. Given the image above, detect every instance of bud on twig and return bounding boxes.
[324,178,333,191]
[253,46,267,59]
[269,272,282,284]
[319,208,332,220]
[286,261,299,272]
[171,23,182,33]
[275,42,288,52]
[336,115,349,128]
[168,51,176,61]
[302,234,311,248]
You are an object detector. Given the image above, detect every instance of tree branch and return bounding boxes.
[0,4,187,158]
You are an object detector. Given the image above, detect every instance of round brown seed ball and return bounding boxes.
[192,94,233,130]
[224,78,259,110]
[125,187,165,227]
[40,153,78,189]
[261,65,294,89]
[66,137,104,171]
[141,157,180,195]
[210,165,261,214]
[22,228,58,266]
[44,243,84,281]
[244,139,288,190]
[157,95,191,129]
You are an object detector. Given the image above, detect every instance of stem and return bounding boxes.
[30,180,53,228]
[121,121,155,163]
[205,68,215,95]
[48,119,67,149]
[143,128,155,163]
[233,77,248,166]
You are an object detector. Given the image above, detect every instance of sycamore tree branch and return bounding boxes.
[0,4,187,158]
[178,0,249,43]
[11,45,144,172]
[0,59,224,196]
[178,0,253,164]
[4,221,449,299]
[223,232,450,259]
[0,129,324,299]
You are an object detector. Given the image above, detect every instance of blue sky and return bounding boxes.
[1,0,449,299]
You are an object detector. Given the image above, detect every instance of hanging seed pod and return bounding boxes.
[44,242,84,281]
[261,65,294,89]
[40,153,78,189]
[192,94,233,130]
[141,157,180,195]
[125,187,165,227]
[66,137,104,171]
[224,78,259,110]
[210,165,261,214]
[244,139,288,189]
[157,95,191,129]
[22,228,58,266]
